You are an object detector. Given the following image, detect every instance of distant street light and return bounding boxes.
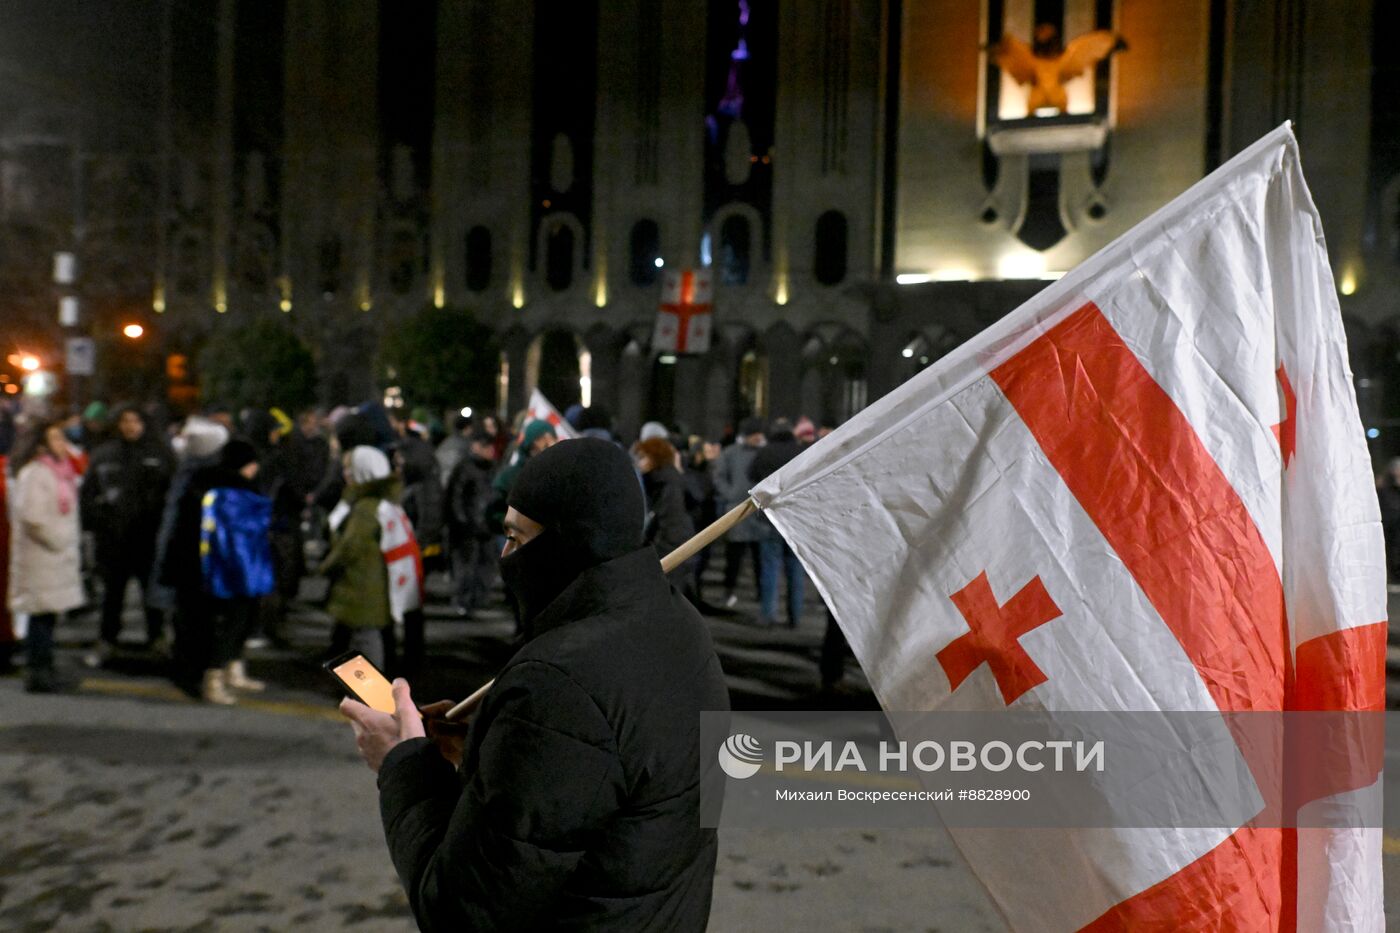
[122,323,145,339]
[460,406,473,419]
[19,354,39,371]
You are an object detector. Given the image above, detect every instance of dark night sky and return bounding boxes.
[0,1,163,153]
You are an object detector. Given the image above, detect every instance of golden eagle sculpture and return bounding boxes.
[991,23,1127,114]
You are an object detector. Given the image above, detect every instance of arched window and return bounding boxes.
[465,226,492,291]
[629,219,661,285]
[719,215,750,285]
[545,223,575,291]
[317,236,342,295]
[813,210,848,285]
[389,229,418,295]
[173,233,203,296]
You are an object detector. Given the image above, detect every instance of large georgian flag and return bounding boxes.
[750,124,1386,931]
[651,268,714,354]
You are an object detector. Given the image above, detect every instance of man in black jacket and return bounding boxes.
[444,428,498,615]
[341,438,730,931]
[81,405,175,659]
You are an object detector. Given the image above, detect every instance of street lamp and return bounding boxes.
[122,323,144,339]
[19,354,39,371]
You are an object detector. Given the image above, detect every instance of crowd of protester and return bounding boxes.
[0,395,856,700]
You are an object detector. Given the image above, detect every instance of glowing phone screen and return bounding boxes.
[332,655,395,714]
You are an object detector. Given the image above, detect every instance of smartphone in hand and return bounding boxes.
[324,651,396,714]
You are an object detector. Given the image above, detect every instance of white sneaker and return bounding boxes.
[225,659,266,692]
[202,668,237,705]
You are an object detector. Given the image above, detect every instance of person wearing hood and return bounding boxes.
[320,446,397,671]
[80,405,175,663]
[159,436,270,703]
[339,438,729,931]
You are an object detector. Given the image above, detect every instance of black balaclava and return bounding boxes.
[501,437,645,632]
[216,437,260,490]
[219,437,259,473]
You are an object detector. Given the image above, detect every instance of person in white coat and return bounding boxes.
[8,419,84,692]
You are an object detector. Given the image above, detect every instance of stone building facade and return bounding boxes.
[6,0,1394,447]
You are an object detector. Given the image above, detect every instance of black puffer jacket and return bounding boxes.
[642,464,695,560]
[377,544,729,931]
[80,434,175,562]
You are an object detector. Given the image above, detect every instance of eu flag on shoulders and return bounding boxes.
[201,487,275,599]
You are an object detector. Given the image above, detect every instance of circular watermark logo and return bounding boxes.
[718,733,764,780]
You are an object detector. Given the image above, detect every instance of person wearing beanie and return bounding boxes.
[80,401,111,450]
[320,446,399,671]
[638,420,669,442]
[487,418,558,537]
[340,438,729,931]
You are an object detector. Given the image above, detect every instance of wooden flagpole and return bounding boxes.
[442,497,759,722]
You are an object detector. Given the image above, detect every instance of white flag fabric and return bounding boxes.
[750,124,1385,931]
[524,388,579,440]
[377,500,423,624]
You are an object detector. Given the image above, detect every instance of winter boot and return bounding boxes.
[201,668,237,705]
[225,659,266,692]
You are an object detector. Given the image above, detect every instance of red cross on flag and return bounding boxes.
[376,500,423,623]
[525,387,579,440]
[749,124,1385,930]
[652,268,714,354]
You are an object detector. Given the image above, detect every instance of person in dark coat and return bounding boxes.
[748,419,806,627]
[159,437,268,702]
[636,436,699,601]
[444,429,498,615]
[339,438,730,932]
[713,417,766,608]
[435,414,475,485]
[80,405,175,659]
[682,439,721,606]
